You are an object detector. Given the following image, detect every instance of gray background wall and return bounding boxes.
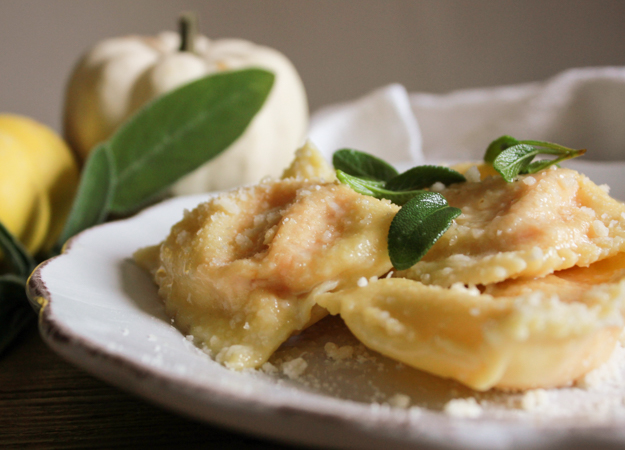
[2,0,625,131]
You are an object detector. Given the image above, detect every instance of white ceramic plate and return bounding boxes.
[28,171,625,450]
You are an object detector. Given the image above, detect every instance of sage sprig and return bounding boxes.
[56,68,274,249]
[484,136,586,182]
[333,149,464,269]
[333,149,465,206]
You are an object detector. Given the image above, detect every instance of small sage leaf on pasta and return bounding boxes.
[0,221,36,279]
[523,159,560,174]
[486,136,587,182]
[520,139,582,154]
[336,170,423,205]
[385,165,466,192]
[484,135,520,163]
[492,143,538,182]
[522,149,586,174]
[334,150,465,205]
[0,274,34,358]
[335,170,385,195]
[388,192,461,270]
[56,143,114,251]
[333,149,399,182]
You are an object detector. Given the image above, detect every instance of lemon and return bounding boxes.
[0,114,79,253]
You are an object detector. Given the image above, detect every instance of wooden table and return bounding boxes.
[0,323,300,449]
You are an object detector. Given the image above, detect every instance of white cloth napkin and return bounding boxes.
[309,84,422,166]
[309,66,625,198]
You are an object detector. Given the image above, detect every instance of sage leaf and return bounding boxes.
[0,221,36,279]
[519,139,579,154]
[108,68,275,213]
[333,149,398,182]
[492,143,586,182]
[336,170,422,205]
[385,165,466,192]
[484,135,520,163]
[523,159,559,174]
[0,275,34,358]
[492,144,539,182]
[388,192,461,270]
[522,149,586,174]
[55,143,114,251]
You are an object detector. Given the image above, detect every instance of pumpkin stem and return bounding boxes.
[179,12,198,53]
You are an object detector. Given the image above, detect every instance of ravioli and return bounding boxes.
[281,139,336,181]
[136,142,625,391]
[135,178,398,369]
[483,252,625,301]
[317,260,625,391]
[398,168,625,286]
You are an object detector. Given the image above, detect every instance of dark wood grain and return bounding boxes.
[0,324,303,449]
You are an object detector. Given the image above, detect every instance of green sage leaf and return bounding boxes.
[486,137,587,182]
[0,275,34,358]
[0,221,36,279]
[388,192,461,270]
[484,135,520,163]
[521,149,586,175]
[385,165,466,192]
[55,143,114,251]
[518,139,579,154]
[492,142,587,182]
[333,149,398,182]
[522,159,559,174]
[492,144,538,182]
[108,68,275,213]
[336,170,422,205]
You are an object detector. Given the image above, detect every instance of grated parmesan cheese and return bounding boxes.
[324,342,354,360]
[465,166,481,183]
[261,362,278,374]
[592,220,609,237]
[520,389,549,410]
[444,398,483,418]
[522,176,536,186]
[282,358,308,379]
[430,181,446,192]
[388,393,411,408]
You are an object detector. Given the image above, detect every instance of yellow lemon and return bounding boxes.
[0,144,50,253]
[0,114,79,253]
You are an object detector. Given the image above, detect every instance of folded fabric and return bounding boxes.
[310,67,625,163]
[309,66,625,198]
[309,84,422,166]
[411,66,625,162]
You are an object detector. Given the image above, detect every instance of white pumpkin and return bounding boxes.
[63,23,308,194]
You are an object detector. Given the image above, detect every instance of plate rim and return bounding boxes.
[26,193,625,450]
